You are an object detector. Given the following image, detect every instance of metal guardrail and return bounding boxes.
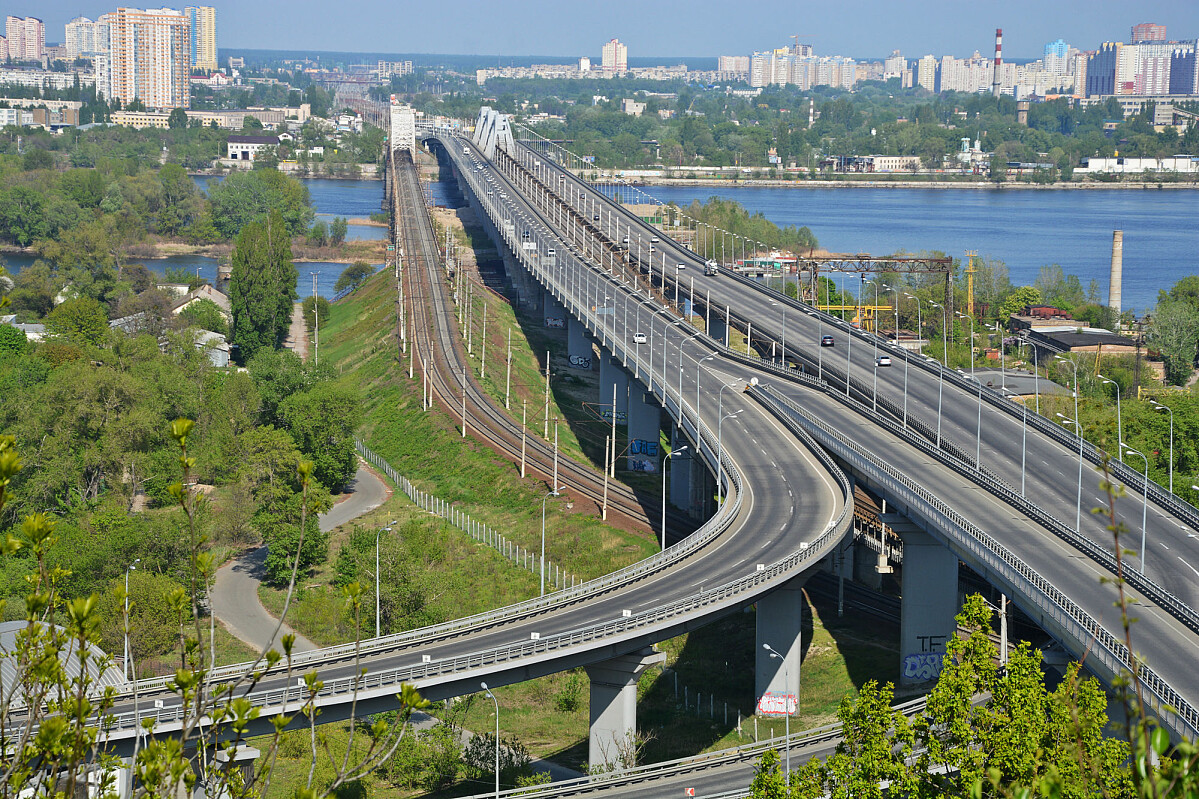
[756,383,1199,741]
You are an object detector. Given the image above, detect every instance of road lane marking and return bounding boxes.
[1178,557,1199,578]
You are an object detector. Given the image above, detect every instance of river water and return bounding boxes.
[611,184,1198,315]
[3,177,388,300]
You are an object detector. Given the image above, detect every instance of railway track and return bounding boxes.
[390,151,694,536]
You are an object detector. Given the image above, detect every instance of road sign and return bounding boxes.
[756,692,796,716]
[685,789,695,797]
[387,244,396,251]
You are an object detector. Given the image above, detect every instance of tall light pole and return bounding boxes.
[124,558,140,682]
[696,355,717,449]
[762,643,792,783]
[1003,387,1027,497]
[1057,413,1084,533]
[805,311,822,383]
[1122,446,1150,574]
[662,446,689,550]
[1150,400,1174,493]
[540,488,560,597]
[929,301,947,448]
[1019,341,1041,415]
[717,410,743,503]
[481,682,500,799]
[1099,375,1123,463]
[376,523,393,638]
[955,311,975,380]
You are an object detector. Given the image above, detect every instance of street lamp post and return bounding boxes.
[987,322,1007,392]
[124,558,140,682]
[376,523,393,638]
[1003,388,1028,497]
[806,311,822,383]
[1057,412,1084,533]
[1150,400,1174,493]
[1099,375,1123,463]
[956,311,975,380]
[929,301,947,448]
[662,446,689,550]
[717,410,743,503]
[481,682,500,799]
[541,488,561,597]
[1122,446,1150,574]
[762,643,792,783]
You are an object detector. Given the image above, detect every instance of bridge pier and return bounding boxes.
[887,515,959,685]
[586,648,665,771]
[568,317,593,370]
[543,291,567,328]
[669,441,692,510]
[626,389,660,473]
[600,356,630,417]
[708,315,728,347]
[755,575,809,712]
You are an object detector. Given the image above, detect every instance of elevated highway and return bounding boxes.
[432,114,1199,742]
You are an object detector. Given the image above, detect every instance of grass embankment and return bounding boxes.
[258,266,658,647]
[254,219,899,796]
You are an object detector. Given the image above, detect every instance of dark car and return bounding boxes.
[821,335,835,347]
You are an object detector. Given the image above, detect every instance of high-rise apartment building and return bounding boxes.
[1085,43,1120,96]
[0,36,6,61]
[717,55,750,76]
[65,17,99,59]
[1169,47,1198,95]
[96,8,191,110]
[1130,23,1166,44]
[916,54,938,91]
[5,16,44,62]
[601,38,627,72]
[185,7,217,71]
[1043,39,1072,75]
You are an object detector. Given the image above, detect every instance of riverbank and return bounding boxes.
[1,236,385,266]
[621,177,1199,190]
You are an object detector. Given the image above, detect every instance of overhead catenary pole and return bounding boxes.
[505,328,512,409]
[543,350,551,439]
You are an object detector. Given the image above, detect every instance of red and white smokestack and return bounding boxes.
[992,28,1003,97]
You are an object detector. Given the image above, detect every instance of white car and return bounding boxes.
[676,263,686,270]
[633,333,647,344]
[876,355,893,367]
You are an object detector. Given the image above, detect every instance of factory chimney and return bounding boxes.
[992,28,1003,97]
[1109,230,1123,318]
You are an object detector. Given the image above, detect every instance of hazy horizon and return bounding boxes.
[21,0,1199,61]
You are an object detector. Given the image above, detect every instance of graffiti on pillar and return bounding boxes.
[903,634,949,681]
[902,652,946,681]
[628,458,656,473]
[544,317,564,328]
[629,439,659,457]
[756,693,797,716]
[601,409,627,423]
[568,354,592,369]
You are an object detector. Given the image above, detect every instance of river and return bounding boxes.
[3,177,388,300]
[605,185,1199,315]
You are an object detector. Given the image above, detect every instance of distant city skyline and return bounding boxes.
[18,0,1199,60]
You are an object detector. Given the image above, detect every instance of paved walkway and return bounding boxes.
[282,301,308,359]
[211,465,390,654]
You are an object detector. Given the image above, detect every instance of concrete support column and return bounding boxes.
[626,390,660,473]
[709,315,727,345]
[599,356,630,418]
[887,514,959,685]
[755,575,809,709]
[567,317,593,369]
[689,453,713,519]
[586,648,665,771]
[669,447,693,510]
[542,291,566,328]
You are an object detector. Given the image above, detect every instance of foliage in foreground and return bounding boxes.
[0,426,428,798]
[752,458,1199,799]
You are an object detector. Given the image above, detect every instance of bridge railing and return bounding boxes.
[757,383,1199,741]
[515,140,1199,644]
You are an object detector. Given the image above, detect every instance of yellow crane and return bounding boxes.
[965,250,978,316]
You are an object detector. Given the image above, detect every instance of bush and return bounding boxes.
[334,261,375,295]
[554,669,584,712]
[302,295,331,333]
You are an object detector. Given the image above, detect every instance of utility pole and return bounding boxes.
[311,272,319,366]
[543,351,550,439]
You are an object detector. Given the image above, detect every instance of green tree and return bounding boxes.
[207,168,314,238]
[0,324,27,355]
[334,261,374,294]
[1150,298,1199,385]
[279,382,361,492]
[996,286,1042,320]
[45,296,109,347]
[307,220,329,247]
[167,107,189,129]
[228,209,298,363]
[329,216,348,246]
[178,297,228,335]
[247,347,332,425]
[301,295,330,333]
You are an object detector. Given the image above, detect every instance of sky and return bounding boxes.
[19,0,1199,60]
